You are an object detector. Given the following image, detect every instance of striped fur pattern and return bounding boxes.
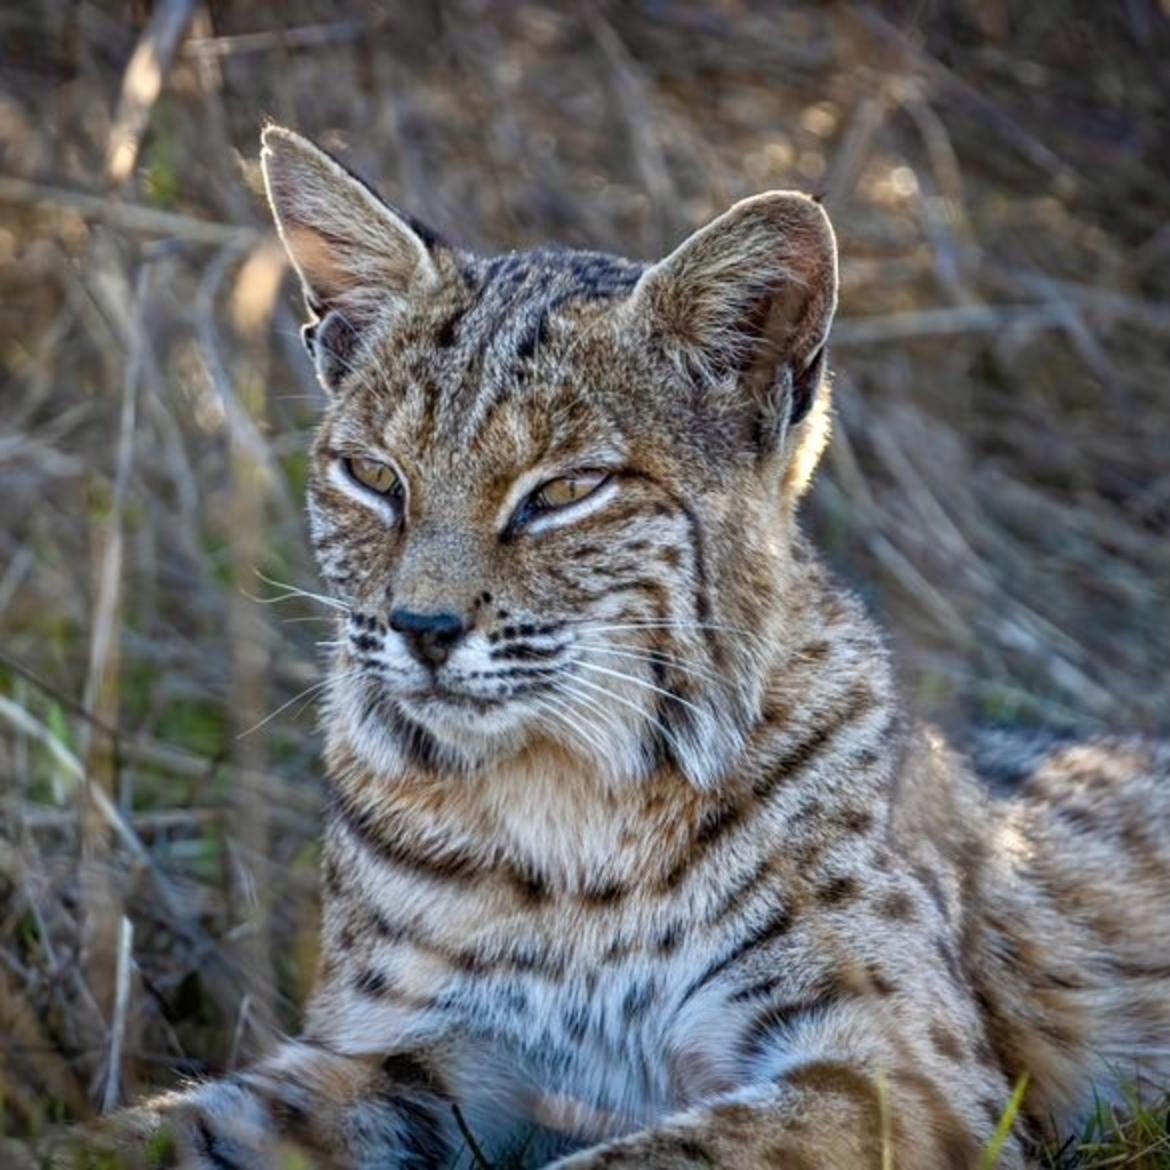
[106,127,1170,1168]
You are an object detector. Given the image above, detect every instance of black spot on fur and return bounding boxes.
[581,879,627,906]
[740,982,844,1059]
[817,873,859,906]
[679,904,795,1007]
[562,1003,590,1043]
[354,967,389,997]
[622,979,657,1021]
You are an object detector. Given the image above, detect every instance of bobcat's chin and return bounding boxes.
[399,688,534,746]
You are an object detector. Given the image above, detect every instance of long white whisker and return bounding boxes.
[573,661,708,718]
[235,671,352,740]
[544,684,629,766]
[561,673,686,756]
[250,571,348,612]
[582,621,773,662]
[547,685,621,750]
[547,677,627,744]
[583,620,770,646]
[572,642,725,687]
[532,694,608,760]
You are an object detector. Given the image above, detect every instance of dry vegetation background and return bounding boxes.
[1,0,1168,1163]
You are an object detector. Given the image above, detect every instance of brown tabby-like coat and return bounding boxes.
[106,127,1170,1169]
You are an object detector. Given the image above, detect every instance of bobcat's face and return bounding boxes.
[263,128,837,786]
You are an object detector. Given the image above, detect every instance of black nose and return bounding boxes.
[388,608,466,669]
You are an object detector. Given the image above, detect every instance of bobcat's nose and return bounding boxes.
[389,608,466,669]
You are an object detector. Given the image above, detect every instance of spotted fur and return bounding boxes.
[105,126,1170,1169]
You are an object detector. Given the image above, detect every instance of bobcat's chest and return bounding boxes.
[442,941,682,1132]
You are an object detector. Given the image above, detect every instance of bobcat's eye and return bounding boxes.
[531,471,608,511]
[503,468,615,538]
[345,457,401,496]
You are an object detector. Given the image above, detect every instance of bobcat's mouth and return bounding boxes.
[395,683,532,743]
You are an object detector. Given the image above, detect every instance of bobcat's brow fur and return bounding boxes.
[107,126,1170,1170]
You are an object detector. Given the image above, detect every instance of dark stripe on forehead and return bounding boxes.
[463,254,542,358]
[563,251,644,297]
[510,257,641,370]
[440,257,547,437]
[442,249,643,443]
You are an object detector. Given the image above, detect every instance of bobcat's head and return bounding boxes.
[261,126,837,788]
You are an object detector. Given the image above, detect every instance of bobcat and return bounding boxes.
[107,125,1170,1168]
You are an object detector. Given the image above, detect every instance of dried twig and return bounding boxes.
[106,0,197,185]
[181,20,367,59]
[0,176,257,245]
[833,304,1069,345]
[100,916,135,1113]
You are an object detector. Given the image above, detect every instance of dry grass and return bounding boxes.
[1,1,1167,1165]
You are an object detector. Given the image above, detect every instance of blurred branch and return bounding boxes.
[834,291,1170,345]
[0,176,258,246]
[833,304,1068,344]
[77,251,148,1104]
[586,10,682,252]
[851,6,1082,191]
[0,648,320,816]
[100,916,135,1114]
[181,19,367,59]
[106,0,196,186]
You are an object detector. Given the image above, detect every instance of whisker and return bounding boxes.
[573,661,707,718]
[582,619,770,645]
[248,570,348,612]
[582,620,773,662]
[559,673,685,757]
[547,674,627,736]
[551,684,623,748]
[546,679,628,754]
[236,666,365,740]
[531,694,608,760]
[572,642,725,687]
[235,679,327,740]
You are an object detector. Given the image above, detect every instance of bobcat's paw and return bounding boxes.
[92,1083,302,1170]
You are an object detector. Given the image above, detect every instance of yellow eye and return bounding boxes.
[534,472,607,509]
[346,457,400,495]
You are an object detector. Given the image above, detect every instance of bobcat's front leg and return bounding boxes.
[108,1039,455,1169]
[551,1056,1025,1170]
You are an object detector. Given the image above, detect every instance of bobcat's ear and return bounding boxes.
[260,125,442,391]
[629,191,837,442]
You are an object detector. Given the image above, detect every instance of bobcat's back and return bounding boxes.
[969,734,1170,1130]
